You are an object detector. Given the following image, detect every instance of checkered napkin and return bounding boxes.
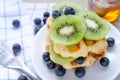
[0,0,54,80]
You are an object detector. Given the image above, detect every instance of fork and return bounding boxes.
[0,41,41,80]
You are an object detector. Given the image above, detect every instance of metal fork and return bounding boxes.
[0,41,41,80]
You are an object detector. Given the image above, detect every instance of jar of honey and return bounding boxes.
[88,0,120,22]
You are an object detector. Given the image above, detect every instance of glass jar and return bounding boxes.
[88,0,120,22]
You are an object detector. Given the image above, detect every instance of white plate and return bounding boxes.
[32,23,120,80]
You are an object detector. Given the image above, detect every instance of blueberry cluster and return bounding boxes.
[34,11,50,35]
[42,52,66,77]
[99,37,115,67]
[52,7,75,19]
[42,52,87,78]
[42,37,115,78]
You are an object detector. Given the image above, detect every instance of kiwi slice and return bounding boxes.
[52,1,83,15]
[49,45,75,63]
[82,11,110,40]
[50,15,86,45]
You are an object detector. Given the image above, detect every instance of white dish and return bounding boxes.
[32,23,120,80]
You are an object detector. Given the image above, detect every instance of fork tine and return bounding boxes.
[0,48,15,67]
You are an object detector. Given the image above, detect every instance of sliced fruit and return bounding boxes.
[52,1,83,15]
[82,11,110,40]
[49,45,75,64]
[53,39,88,58]
[50,15,86,46]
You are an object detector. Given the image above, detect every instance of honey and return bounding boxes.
[89,0,120,22]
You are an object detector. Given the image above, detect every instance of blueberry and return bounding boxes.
[12,43,21,55]
[47,60,56,69]
[100,57,110,67]
[52,11,61,19]
[43,11,50,17]
[107,37,115,47]
[12,19,20,28]
[17,75,28,80]
[76,57,84,64]
[64,7,75,15]
[43,17,48,24]
[42,52,50,62]
[34,26,42,35]
[55,65,66,77]
[75,67,86,78]
[34,18,41,25]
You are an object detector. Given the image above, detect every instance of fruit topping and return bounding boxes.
[75,67,86,78]
[76,57,85,64]
[47,60,56,69]
[55,65,66,77]
[64,7,75,15]
[100,57,110,67]
[42,52,50,62]
[52,11,61,19]
[49,45,75,63]
[107,37,115,47]
[50,15,86,45]
[83,11,110,40]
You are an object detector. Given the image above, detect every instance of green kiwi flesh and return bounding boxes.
[83,11,110,40]
[52,1,83,15]
[49,45,75,63]
[50,15,86,45]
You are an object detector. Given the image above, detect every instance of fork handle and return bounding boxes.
[17,66,41,80]
[17,59,42,80]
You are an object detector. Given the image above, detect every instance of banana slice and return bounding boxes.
[53,40,88,58]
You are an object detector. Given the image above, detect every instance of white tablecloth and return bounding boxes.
[0,0,54,79]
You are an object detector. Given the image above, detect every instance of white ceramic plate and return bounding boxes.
[32,23,120,80]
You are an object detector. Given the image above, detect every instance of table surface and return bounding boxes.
[0,0,120,80]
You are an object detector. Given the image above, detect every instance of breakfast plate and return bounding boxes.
[31,22,120,80]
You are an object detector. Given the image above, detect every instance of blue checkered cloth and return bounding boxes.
[0,0,54,80]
